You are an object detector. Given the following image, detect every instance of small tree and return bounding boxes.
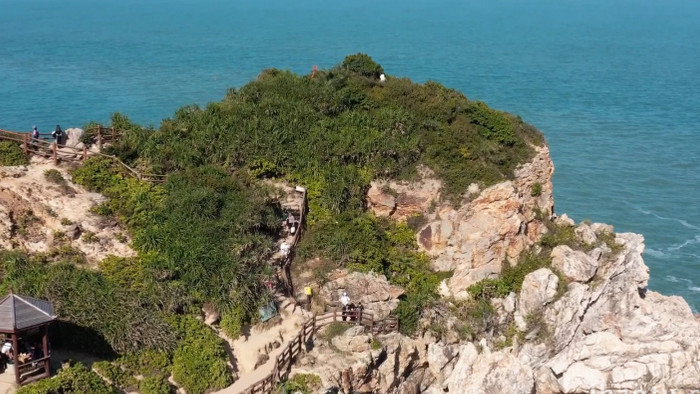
[342,53,384,78]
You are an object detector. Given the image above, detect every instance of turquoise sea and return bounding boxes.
[1,0,699,310]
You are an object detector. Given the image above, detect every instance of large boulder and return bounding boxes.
[445,346,534,394]
[64,128,85,149]
[320,270,404,318]
[551,245,599,282]
[518,268,559,316]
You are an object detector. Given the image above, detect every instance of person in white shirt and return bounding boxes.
[340,292,350,307]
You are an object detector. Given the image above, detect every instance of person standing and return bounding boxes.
[340,292,350,321]
[31,126,40,143]
[51,125,64,146]
[304,286,313,311]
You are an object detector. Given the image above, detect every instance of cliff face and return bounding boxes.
[333,144,700,394]
[432,229,700,393]
[368,145,554,299]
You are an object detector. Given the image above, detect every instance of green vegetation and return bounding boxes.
[43,169,65,184]
[170,316,232,394]
[370,337,382,350]
[93,349,171,392]
[299,214,447,334]
[1,54,547,389]
[531,182,542,197]
[17,362,117,394]
[0,141,27,166]
[320,322,351,342]
[280,373,322,394]
[82,230,98,243]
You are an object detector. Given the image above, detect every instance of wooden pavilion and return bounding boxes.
[0,293,56,385]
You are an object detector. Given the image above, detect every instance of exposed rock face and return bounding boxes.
[367,146,553,299]
[292,331,429,394]
[422,145,554,298]
[366,166,442,222]
[518,268,559,316]
[320,270,405,318]
[0,158,135,263]
[425,231,700,393]
[551,245,599,282]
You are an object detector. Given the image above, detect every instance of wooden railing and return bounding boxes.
[242,310,399,394]
[0,127,166,183]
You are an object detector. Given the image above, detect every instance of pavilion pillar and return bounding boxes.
[42,325,50,377]
[11,333,19,385]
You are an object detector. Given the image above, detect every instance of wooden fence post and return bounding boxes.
[52,143,58,165]
[82,146,88,160]
[111,126,115,141]
[22,133,28,155]
[97,126,103,151]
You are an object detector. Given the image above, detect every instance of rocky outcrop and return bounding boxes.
[517,268,559,316]
[422,146,554,298]
[423,228,700,393]
[292,330,430,394]
[0,158,135,263]
[64,128,85,149]
[366,166,442,222]
[551,245,598,282]
[320,270,405,318]
[367,145,554,299]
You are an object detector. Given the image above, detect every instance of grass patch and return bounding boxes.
[44,169,65,184]
[81,230,99,243]
[321,322,351,343]
[281,373,322,394]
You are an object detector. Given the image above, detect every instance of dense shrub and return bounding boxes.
[43,169,65,184]
[17,362,117,394]
[282,373,322,394]
[170,316,232,394]
[0,251,176,355]
[139,376,171,394]
[94,349,172,392]
[0,140,27,166]
[299,214,446,334]
[342,53,384,78]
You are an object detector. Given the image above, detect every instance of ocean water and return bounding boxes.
[1,0,699,309]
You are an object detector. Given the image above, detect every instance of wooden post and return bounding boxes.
[12,333,20,385]
[52,143,58,165]
[22,133,28,155]
[42,324,50,377]
[82,146,88,160]
[97,126,103,151]
[111,127,115,141]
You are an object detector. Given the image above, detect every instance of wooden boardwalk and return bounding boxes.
[237,310,399,394]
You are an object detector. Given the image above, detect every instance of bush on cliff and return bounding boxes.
[17,362,116,394]
[0,141,28,166]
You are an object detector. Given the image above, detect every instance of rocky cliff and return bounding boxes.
[368,145,554,299]
[307,145,700,393]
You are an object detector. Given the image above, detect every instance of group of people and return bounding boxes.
[29,125,64,145]
[0,339,45,371]
[339,292,364,322]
